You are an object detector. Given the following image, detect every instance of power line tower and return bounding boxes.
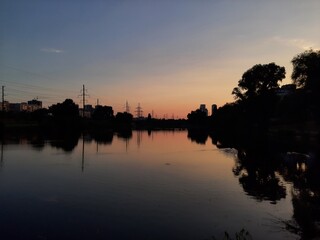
[125,100,130,113]
[78,84,89,117]
[135,103,143,118]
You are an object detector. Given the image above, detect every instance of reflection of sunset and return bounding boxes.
[82,131,244,186]
[2,130,316,239]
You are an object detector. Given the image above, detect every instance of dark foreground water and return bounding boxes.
[0,130,319,240]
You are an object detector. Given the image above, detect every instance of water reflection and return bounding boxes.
[50,132,80,152]
[209,130,320,239]
[116,129,133,141]
[187,129,208,144]
[279,151,320,239]
[91,130,114,145]
[0,141,3,169]
[0,130,319,239]
[233,148,286,204]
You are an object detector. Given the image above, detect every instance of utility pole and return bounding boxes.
[125,100,130,113]
[135,103,143,118]
[79,84,89,118]
[82,84,85,117]
[1,86,4,112]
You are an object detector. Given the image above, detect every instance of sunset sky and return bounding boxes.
[1,1,319,118]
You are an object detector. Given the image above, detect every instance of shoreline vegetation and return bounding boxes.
[1,50,319,141]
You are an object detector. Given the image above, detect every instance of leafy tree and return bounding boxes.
[49,99,79,118]
[291,49,320,91]
[187,109,208,125]
[292,49,320,123]
[232,63,285,101]
[115,112,133,124]
[92,105,114,120]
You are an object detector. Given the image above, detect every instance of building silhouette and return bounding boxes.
[211,104,217,116]
[1,99,42,112]
[199,104,208,116]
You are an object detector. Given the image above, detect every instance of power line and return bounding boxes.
[0,80,82,107]
[0,79,76,93]
[124,100,130,113]
[78,84,89,117]
[135,103,143,118]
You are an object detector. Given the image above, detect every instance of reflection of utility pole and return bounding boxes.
[137,131,142,148]
[0,141,3,169]
[82,85,85,117]
[125,138,129,152]
[81,136,85,172]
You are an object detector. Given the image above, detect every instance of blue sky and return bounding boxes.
[1,0,319,118]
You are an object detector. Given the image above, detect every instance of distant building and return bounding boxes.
[0,101,10,111]
[79,104,94,118]
[27,99,42,112]
[9,103,21,112]
[20,102,28,111]
[211,104,217,116]
[1,99,43,112]
[199,104,208,116]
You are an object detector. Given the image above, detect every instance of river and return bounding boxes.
[1,130,318,239]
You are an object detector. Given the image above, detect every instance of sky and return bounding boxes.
[1,0,320,118]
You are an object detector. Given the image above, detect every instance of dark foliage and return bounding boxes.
[49,99,79,118]
[232,63,285,101]
[115,112,133,124]
[187,109,209,126]
[291,49,320,91]
[92,106,114,121]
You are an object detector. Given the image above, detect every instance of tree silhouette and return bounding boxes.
[291,49,320,91]
[115,112,133,124]
[232,63,285,101]
[92,105,114,120]
[291,49,320,123]
[187,109,208,125]
[49,99,79,118]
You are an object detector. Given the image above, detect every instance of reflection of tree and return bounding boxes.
[28,135,45,151]
[187,129,208,144]
[211,131,286,203]
[280,152,320,239]
[291,189,320,239]
[211,129,320,238]
[116,129,132,141]
[50,131,81,152]
[0,140,3,169]
[233,148,286,204]
[91,131,113,145]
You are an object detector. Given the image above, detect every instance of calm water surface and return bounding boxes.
[0,130,310,239]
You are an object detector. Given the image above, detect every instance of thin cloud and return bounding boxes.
[41,48,64,53]
[271,36,319,51]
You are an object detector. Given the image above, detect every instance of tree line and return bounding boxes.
[188,49,320,136]
[1,49,319,134]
